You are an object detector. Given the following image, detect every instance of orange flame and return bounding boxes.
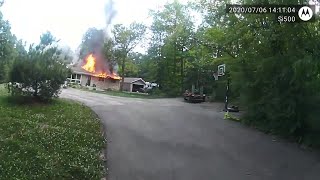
[82,53,121,80]
[82,54,96,73]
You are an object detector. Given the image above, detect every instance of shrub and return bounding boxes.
[8,32,69,102]
[148,88,167,97]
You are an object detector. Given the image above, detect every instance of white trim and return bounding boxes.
[131,78,146,85]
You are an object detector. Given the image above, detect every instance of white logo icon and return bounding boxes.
[298,6,313,21]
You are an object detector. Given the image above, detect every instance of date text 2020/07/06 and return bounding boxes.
[226,5,311,14]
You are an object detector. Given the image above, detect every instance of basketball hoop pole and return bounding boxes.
[224,73,230,112]
[217,63,229,112]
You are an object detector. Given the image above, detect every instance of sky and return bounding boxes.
[1,0,189,52]
[1,0,318,53]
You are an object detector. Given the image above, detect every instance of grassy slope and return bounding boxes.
[97,90,163,98]
[77,87,166,99]
[0,85,105,179]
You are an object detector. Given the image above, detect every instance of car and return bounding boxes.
[183,90,205,103]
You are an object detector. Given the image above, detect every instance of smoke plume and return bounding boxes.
[79,0,118,75]
[104,0,117,29]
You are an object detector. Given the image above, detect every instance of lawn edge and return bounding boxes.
[92,110,109,180]
[70,87,168,99]
[60,97,109,179]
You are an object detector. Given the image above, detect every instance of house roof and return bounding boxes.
[68,65,120,80]
[69,65,94,76]
[123,77,146,84]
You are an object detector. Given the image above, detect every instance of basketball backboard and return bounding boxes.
[218,64,225,76]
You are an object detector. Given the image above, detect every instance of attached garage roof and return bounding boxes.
[123,78,146,85]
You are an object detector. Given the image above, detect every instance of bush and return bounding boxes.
[148,88,167,97]
[208,91,216,102]
[8,32,69,102]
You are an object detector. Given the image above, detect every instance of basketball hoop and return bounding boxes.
[218,64,226,76]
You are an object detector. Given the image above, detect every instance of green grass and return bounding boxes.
[81,88,167,99]
[0,84,106,180]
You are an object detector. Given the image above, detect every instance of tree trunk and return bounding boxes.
[120,57,125,91]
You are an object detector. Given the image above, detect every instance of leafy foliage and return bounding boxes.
[196,0,320,146]
[0,12,16,83]
[146,1,196,96]
[8,32,69,102]
[112,22,146,90]
[117,0,320,147]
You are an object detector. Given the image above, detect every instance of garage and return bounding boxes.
[121,78,146,92]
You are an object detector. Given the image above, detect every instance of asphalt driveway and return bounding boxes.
[60,89,320,180]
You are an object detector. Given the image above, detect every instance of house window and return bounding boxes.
[71,74,81,80]
[111,79,117,83]
[75,74,79,80]
[98,77,104,82]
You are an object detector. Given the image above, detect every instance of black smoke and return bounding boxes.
[79,0,118,75]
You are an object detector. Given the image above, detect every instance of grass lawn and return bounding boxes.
[0,84,106,179]
[78,87,167,99]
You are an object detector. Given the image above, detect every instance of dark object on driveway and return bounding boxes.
[183,90,205,103]
[226,105,239,112]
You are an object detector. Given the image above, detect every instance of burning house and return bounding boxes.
[68,5,121,91]
[68,53,121,91]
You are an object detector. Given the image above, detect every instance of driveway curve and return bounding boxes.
[60,89,320,180]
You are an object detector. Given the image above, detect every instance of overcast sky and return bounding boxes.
[1,0,189,51]
[2,0,318,52]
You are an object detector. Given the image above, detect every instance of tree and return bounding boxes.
[102,37,119,73]
[195,0,320,146]
[9,32,69,102]
[59,45,74,64]
[112,22,146,90]
[14,39,28,57]
[0,10,15,82]
[147,1,195,95]
[117,52,144,77]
